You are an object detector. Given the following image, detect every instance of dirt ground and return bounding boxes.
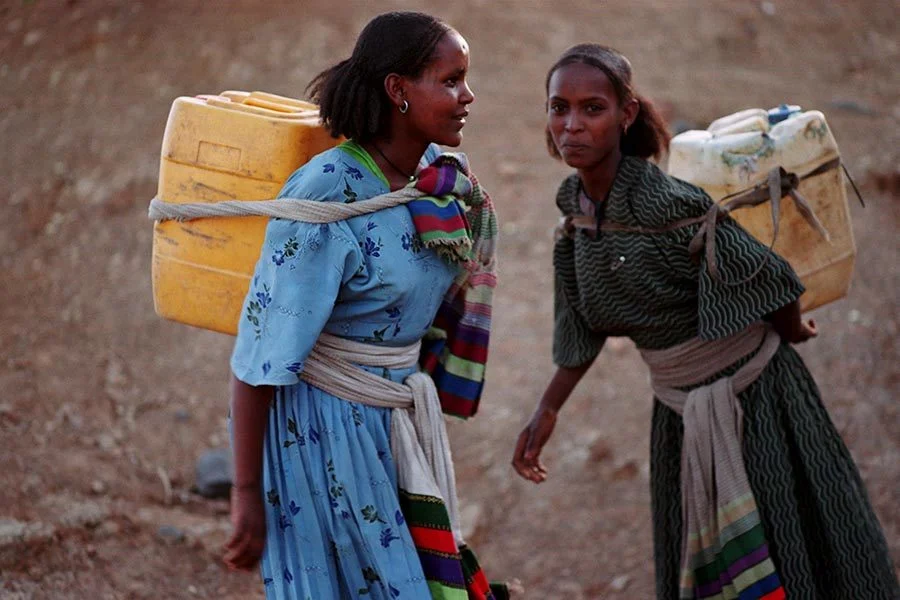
[1,1,898,598]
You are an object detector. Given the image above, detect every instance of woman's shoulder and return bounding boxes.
[277,145,361,203]
[554,173,581,215]
[268,146,364,247]
[630,157,714,223]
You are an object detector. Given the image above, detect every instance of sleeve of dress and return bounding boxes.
[229,161,363,386]
[696,211,805,341]
[551,236,606,368]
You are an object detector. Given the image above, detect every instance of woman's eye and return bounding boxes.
[445,78,458,87]
[550,104,566,114]
[587,104,604,113]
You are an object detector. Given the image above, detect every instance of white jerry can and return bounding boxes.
[668,106,857,312]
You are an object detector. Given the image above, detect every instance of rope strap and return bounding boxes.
[557,158,861,286]
[147,186,424,223]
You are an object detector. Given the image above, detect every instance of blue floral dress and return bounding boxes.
[230,141,457,599]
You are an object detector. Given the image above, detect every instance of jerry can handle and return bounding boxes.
[204,97,315,119]
[248,91,318,111]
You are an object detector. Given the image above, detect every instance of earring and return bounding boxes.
[399,100,409,114]
[622,122,630,135]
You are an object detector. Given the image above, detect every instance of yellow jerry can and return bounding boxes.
[668,108,856,312]
[152,91,341,335]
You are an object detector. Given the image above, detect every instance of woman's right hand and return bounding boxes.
[223,485,267,571]
[512,407,558,484]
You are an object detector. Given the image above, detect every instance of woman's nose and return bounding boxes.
[564,113,583,132]
[461,81,475,105]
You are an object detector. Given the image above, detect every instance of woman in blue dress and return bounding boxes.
[223,11,511,600]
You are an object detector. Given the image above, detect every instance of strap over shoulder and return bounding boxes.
[555,159,844,286]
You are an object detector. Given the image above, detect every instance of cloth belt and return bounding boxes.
[639,323,784,598]
[300,332,464,544]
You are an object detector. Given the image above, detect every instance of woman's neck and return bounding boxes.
[578,149,623,202]
[361,138,427,190]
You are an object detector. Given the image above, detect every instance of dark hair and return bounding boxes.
[544,44,670,160]
[307,12,451,142]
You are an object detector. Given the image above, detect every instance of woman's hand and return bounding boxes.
[223,485,267,571]
[512,407,558,483]
[225,376,272,571]
[792,318,818,343]
[766,301,818,344]
[512,363,592,483]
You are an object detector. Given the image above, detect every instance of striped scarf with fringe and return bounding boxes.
[408,154,498,420]
[403,155,506,598]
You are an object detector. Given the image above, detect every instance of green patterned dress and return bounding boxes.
[552,156,899,599]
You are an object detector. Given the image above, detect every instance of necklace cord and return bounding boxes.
[372,143,415,181]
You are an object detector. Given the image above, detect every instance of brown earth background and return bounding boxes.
[1,1,898,598]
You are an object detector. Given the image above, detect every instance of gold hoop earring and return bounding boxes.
[399,100,409,114]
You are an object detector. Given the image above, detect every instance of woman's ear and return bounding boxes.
[383,73,406,109]
[622,97,640,131]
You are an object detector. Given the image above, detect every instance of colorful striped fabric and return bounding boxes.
[680,497,786,599]
[408,159,476,263]
[399,490,469,599]
[409,155,498,419]
[399,155,505,598]
[398,489,505,600]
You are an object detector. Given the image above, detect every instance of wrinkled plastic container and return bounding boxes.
[152,91,340,334]
[668,108,856,312]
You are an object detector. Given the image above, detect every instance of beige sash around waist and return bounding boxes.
[300,332,464,544]
[639,322,781,593]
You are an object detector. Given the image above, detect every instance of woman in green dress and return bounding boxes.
[511,44,898,599]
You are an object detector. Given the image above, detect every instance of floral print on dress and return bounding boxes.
[272,236,300,266]
[363,236,383,258]
[245,288,267,339]
[342,180,358,203]
[385,307,402,337]
[345,165,364,181]
[286,361,303,374]
[379,528,400,548]
[400,231,422,254]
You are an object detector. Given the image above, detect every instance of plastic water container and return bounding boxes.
[668,107,856,312]
[152,91,341,335]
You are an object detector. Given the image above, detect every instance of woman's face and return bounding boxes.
[547,62,627,170]
[404,30,475,147]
